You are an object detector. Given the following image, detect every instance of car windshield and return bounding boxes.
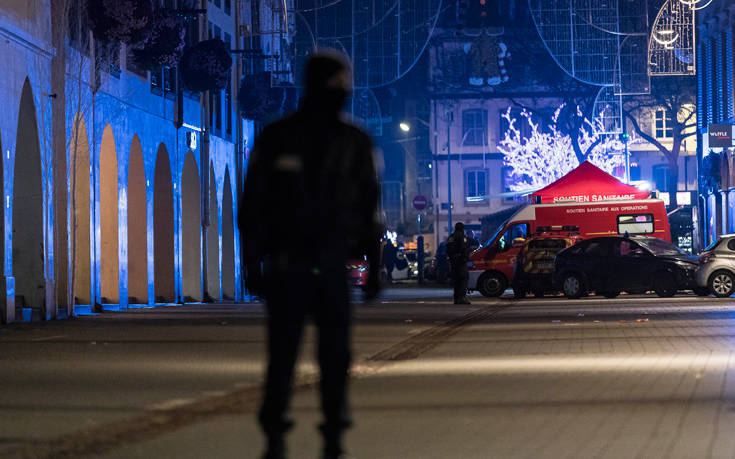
[484,219,510,247]
[637,238,686,256]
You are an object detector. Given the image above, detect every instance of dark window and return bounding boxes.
[224,0,231,15]
[213,0,221,8]
[214,25,222,40]
[462,109,488,146]
[151,67,174,96]
[465,169,488,202]
[654,109,673,139]
[584,240,608,256]
[630,163,641,182]
[617,214,654,235]
[652,165,669,191]
[613,240,647,257]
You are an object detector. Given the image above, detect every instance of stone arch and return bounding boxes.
[222,168,235,299]
[181,151,201,302]
[127,136,147,304]
[206,163,220,300]
[13,78,44,309]
[71,114,91,305]
[100,124,119,303]
[154,144,175,302]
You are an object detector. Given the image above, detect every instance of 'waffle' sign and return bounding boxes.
[709,124,733,148]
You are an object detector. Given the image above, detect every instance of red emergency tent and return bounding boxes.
[530,161,650,204]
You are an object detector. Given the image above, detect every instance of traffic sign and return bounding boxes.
[413,195,427,210]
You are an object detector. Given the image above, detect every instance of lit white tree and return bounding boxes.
[499,105,630,191]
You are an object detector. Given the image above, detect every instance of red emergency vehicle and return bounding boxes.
[467,162,671,297]
[469,198,671,296]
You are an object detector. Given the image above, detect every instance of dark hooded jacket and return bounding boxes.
[239,55,381,290]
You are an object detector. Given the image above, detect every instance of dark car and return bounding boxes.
[553,236,701,299]
[512,231,583,299]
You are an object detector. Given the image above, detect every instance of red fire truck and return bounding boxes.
[469,198,671,297]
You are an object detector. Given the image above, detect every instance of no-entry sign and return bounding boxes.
[413,195,427,210]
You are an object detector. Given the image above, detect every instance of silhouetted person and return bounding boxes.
[447,222,471,304]
[239,51,381,459]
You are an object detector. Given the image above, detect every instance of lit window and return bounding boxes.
[617,214,654,235]
[654,109,673,139]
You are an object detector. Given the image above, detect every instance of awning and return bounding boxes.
[530,161,650,204]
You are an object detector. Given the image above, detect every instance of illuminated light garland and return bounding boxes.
[678,0,713,10]
[499,105,634,192]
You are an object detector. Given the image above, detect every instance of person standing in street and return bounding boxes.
[447,222,471,304]
[382,238,397,283]
[239,51,381,459]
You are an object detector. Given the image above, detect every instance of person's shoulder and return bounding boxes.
[338,119,372,142]
[260,114,299,137]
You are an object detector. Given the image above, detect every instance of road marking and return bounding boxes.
[367,301,507,361]
[370,353,735,376]
[30,335,68,342]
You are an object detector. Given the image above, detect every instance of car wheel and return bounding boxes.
[478,272,507,297]
[709,270,735,298]
[653,272,677,298]
[562,273,586,299]
[601,291,620,299]
[693,287,710,297]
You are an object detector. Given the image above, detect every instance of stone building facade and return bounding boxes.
[0,0,249,323]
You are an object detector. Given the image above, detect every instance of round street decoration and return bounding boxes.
[413,195,428,211]
[180,39,233,92]
[87,0,154,45]
[132,10,185,69]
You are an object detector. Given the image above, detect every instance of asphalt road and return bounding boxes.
[4,288,735,458]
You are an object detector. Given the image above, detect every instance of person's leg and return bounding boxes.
[451,266,461,302]
[459,265,470,302]
[259,277,308,458]
[312,271,352,457]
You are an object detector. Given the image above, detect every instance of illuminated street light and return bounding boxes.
[399,122,411,132]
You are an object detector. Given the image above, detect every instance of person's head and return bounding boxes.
[303,51,352,115]
[454,222,464,233]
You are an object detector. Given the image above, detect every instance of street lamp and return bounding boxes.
[399,122,411,132]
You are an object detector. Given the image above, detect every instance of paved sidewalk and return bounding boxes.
[6,293,735,458]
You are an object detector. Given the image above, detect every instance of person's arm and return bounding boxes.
[357,136,382,300]
[239,137,269,296]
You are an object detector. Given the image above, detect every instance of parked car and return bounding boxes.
[553,236,703,299]
[697,234,735,297]
[346,259,369,287]
[425,241,450,283]
[512,227,583,299]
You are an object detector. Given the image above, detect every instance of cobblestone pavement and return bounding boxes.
[4,291,735,458]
